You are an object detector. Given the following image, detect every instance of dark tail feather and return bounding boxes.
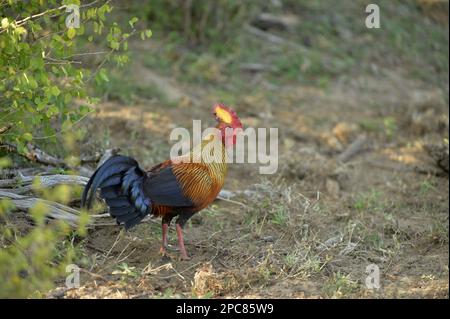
[81,155,152,230]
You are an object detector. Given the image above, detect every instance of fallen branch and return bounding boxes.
[244,24,303,50]
[1,141,119,171]
[0,123,12,135]
[0,190,81,228]
[1,142,66,167]
[0,174,89,194]
[216,196,247,208]
[251,13,299,32]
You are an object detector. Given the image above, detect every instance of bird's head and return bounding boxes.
[212,103,243,146]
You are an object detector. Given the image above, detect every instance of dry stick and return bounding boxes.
[115,240,133,263]
[0,190,80,227]
[194,230,222,247]
[0,0,106,35]
[142,262,173,275]
[1,142,118,172]
[0,123,12,134]
[337,135,368,163]
[103,231,123,261]
[86,243,108,254]
[0,142,66,167]
[216,196,247,208]
[0,174,115,228]
[116,248,136,264]
[0,5,66,35]
[154,261,202,280]
[244,24,304,50]
[252,13,299,32]
[0,174,89,193]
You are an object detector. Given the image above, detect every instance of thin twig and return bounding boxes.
[0,123,12,134]
[88,29,137,82]
[33,110,95,140]
[216,196,247,208]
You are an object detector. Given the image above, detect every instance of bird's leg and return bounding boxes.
[176,223,190,260]
[159,223,169,255]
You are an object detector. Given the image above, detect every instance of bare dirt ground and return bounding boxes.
[46,2,448,299]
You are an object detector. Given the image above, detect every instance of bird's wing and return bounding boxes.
[143,162,213,208]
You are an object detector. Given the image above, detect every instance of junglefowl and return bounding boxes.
[81,104,243,259]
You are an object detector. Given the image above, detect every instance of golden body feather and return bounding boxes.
[149,133,228,218]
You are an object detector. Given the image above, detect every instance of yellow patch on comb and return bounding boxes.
[215,106,232,124]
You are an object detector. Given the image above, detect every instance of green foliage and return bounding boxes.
[354,190,383,212]
[0,198,74,298]
[270,205,288,226]
[323,272,359,298]
[0,0,151,154]
[133,0,258,52]
[112,262,139,279]
[95,69,167,104]
[0,172,92,298]
[0,0,151,298]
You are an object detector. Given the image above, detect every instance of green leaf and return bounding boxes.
[99,68,109,82]
[67,28,76,39]
[1,18,9,29]
[79,105,92,115]
[15,26,26,35]
[145,29,152,38]
[0,157,12,169]
[110,41,119,50]
[50,86,60,96]
[22,132,33,141]
[128,17,138,28]
[64,93,72,104]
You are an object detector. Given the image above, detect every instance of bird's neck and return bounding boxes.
[190,134,228,165]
